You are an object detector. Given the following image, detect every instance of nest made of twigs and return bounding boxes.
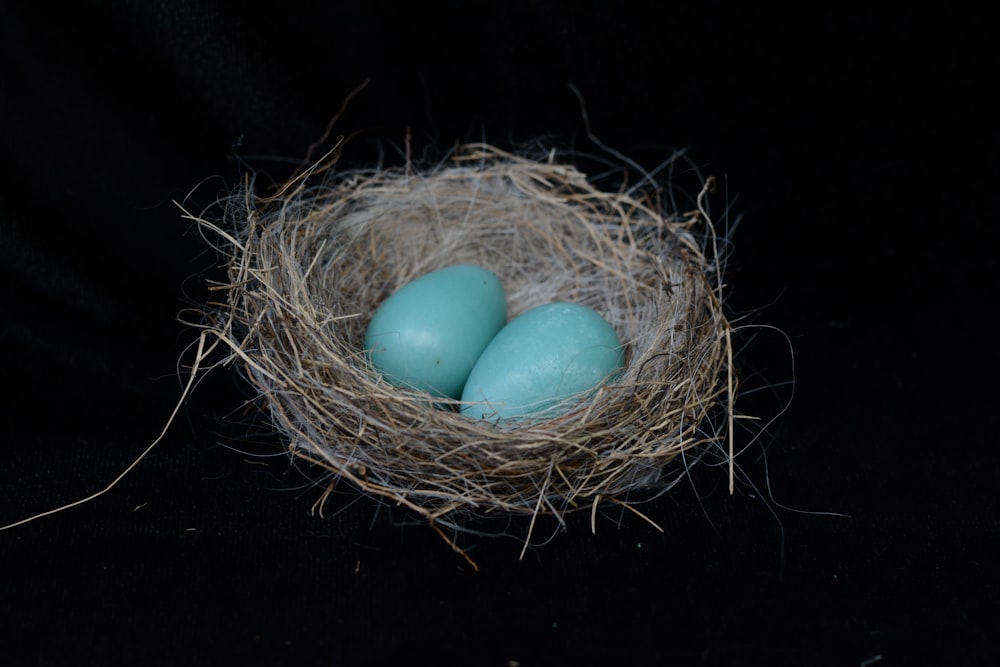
[193,143,735,542]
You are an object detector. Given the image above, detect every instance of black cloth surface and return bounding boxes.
[2,3,995,665]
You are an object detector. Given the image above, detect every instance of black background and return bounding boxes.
[2,2,995,665]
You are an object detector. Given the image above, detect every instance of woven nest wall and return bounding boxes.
[195,144,734,535]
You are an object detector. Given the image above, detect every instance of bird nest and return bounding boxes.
[191,143,735,556]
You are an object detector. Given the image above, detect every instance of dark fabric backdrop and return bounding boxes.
[2,2,995,665]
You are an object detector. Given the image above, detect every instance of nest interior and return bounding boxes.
[198,144,733,530]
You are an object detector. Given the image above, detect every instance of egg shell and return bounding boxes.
[364,265,507,400]
[460,301,624,421]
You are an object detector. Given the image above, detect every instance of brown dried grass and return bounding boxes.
[191,143,735,553]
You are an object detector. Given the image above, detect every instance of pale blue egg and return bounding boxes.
[364,265,506,401]
[460,302,624,421]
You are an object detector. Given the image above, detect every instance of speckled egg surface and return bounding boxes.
[460,301,624,421]
[364,265,507,400]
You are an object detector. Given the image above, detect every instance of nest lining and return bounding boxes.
[197,143,734,530]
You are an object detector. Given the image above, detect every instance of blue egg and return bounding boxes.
[460,302,624,421]
[364,265,507,401]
